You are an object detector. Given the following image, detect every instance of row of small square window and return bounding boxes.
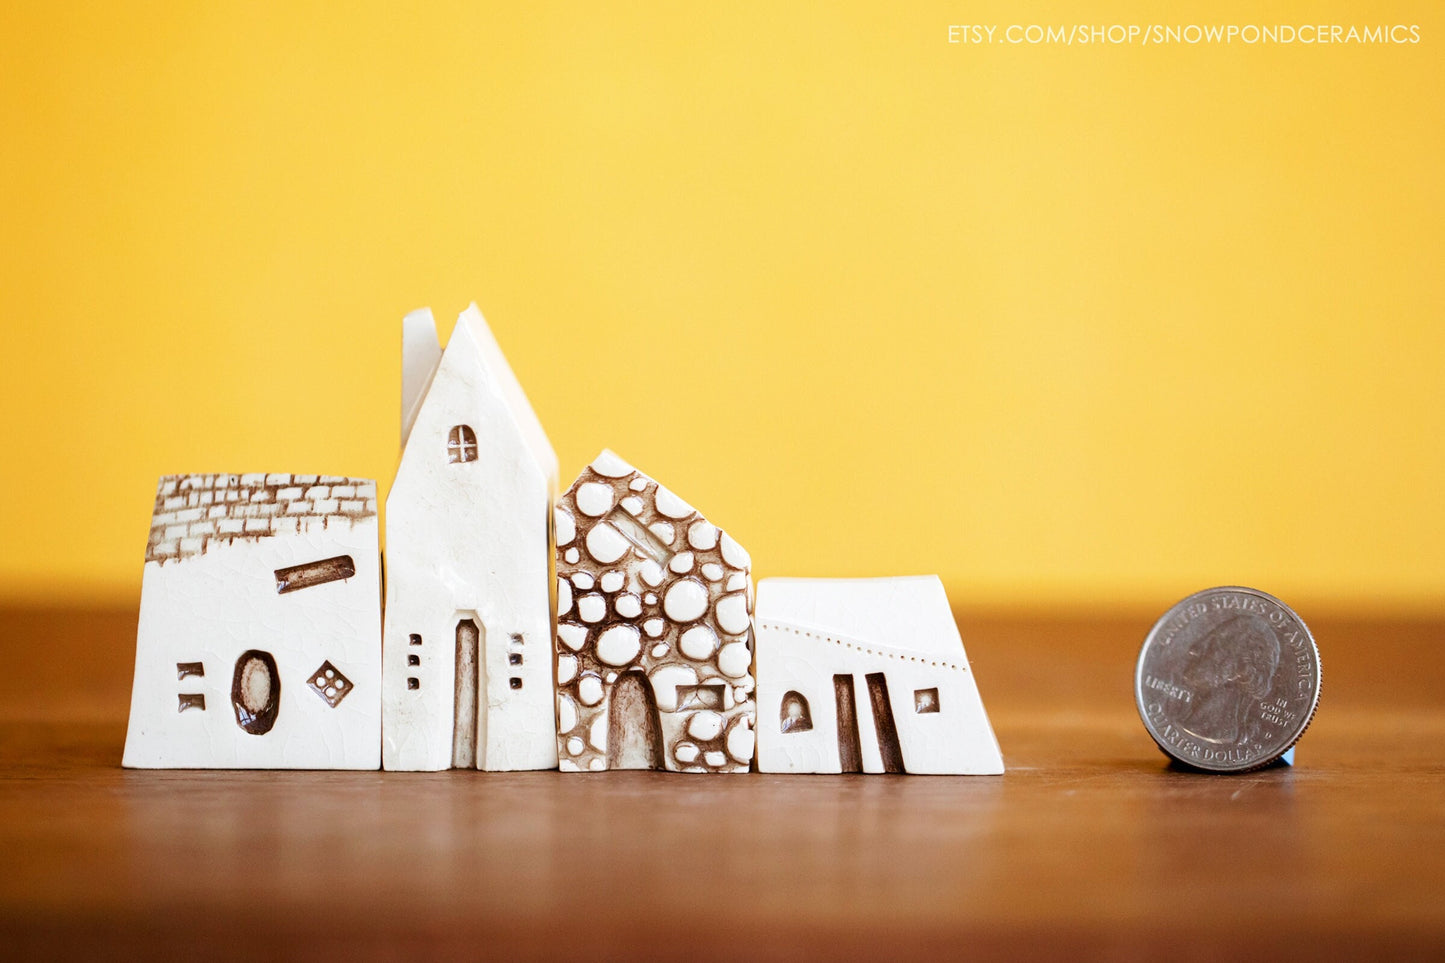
[404,676,525,690]
[404,631,523,691]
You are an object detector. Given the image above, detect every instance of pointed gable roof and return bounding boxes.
[398,303,557,483]
[455,304,557,483]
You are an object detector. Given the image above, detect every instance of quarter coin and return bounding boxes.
[1135,586,1321,773]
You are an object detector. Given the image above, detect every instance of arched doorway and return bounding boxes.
[607,670,663,770]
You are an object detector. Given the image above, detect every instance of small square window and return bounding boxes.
[409,633,422,646]
[914,688,940,713]
[447,425,478,463]
[407,677,420,690]
[408,654,420,667]
[509,677,523,690]
[509,652,522,666]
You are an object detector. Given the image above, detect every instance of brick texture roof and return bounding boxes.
[147,473,377,564]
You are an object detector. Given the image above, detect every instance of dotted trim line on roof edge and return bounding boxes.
[755,620,969,673]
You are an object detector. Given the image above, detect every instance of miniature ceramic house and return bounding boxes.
[122,473,382,769]
[555,451,755,772]
[754,576,1003,774]
[382,304,559,771]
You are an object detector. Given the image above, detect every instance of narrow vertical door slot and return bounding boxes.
[833,674,863,773]
[452,619,481,768]
[865,672,907,774]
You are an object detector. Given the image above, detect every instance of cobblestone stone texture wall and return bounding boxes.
[555,450,756,773]
[146,473,378,564]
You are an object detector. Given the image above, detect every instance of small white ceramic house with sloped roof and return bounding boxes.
[754,576,1003,775]
[123,472,382,769]
[382,304,559,771]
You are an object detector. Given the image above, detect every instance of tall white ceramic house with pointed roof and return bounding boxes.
[382,304,559,771]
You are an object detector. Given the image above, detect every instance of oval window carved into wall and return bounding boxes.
[232,650,281,735]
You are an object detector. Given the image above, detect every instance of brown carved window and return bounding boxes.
[447,425,478,463]
[780,691,813,733]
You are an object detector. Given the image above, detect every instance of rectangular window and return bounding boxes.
[274,555,356,594]
[676,683,726,710]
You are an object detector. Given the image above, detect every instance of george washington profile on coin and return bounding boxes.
[1175,612,1280,745]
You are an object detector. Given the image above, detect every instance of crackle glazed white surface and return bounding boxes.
[754,576,1003,775]
[382,304,559,771]
[555,450,756,773]
[123,473,382,769]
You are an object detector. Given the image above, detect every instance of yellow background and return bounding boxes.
[2,2,1441,612]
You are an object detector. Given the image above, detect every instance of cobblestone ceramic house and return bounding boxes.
[754,576,1003,775]
[382,304,559,771]
[122,473,382,769]
[555,451,755,773]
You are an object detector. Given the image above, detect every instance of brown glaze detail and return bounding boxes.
[677,683,725,711]
[176,693,206,713]
[866,673,906,774]
[452,620,480,769]
[306,660,353,709]
[145,473,377,564]
[407,677,419,690]
[833,674,863,773]
[914,687,940,714]
[446,425,478,463]
[608,671,664,770]
[274,555,355,594]
[231,650,280,735]
[780,691,813,733]
[408,654,420,667]
[510,677,523,690]
[409,633,422,646]
[176,662,204,680]
[274,555,356,594]
[603,506,675,564]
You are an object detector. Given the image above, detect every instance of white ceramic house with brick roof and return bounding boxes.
[554,450,755,773]
[382,304,559,771]
[122,473,382,769]
[754,576,1003,775]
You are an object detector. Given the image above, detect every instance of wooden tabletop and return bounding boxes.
[2,605,1441,960]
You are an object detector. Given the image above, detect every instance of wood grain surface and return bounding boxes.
[2,605,1441,960]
